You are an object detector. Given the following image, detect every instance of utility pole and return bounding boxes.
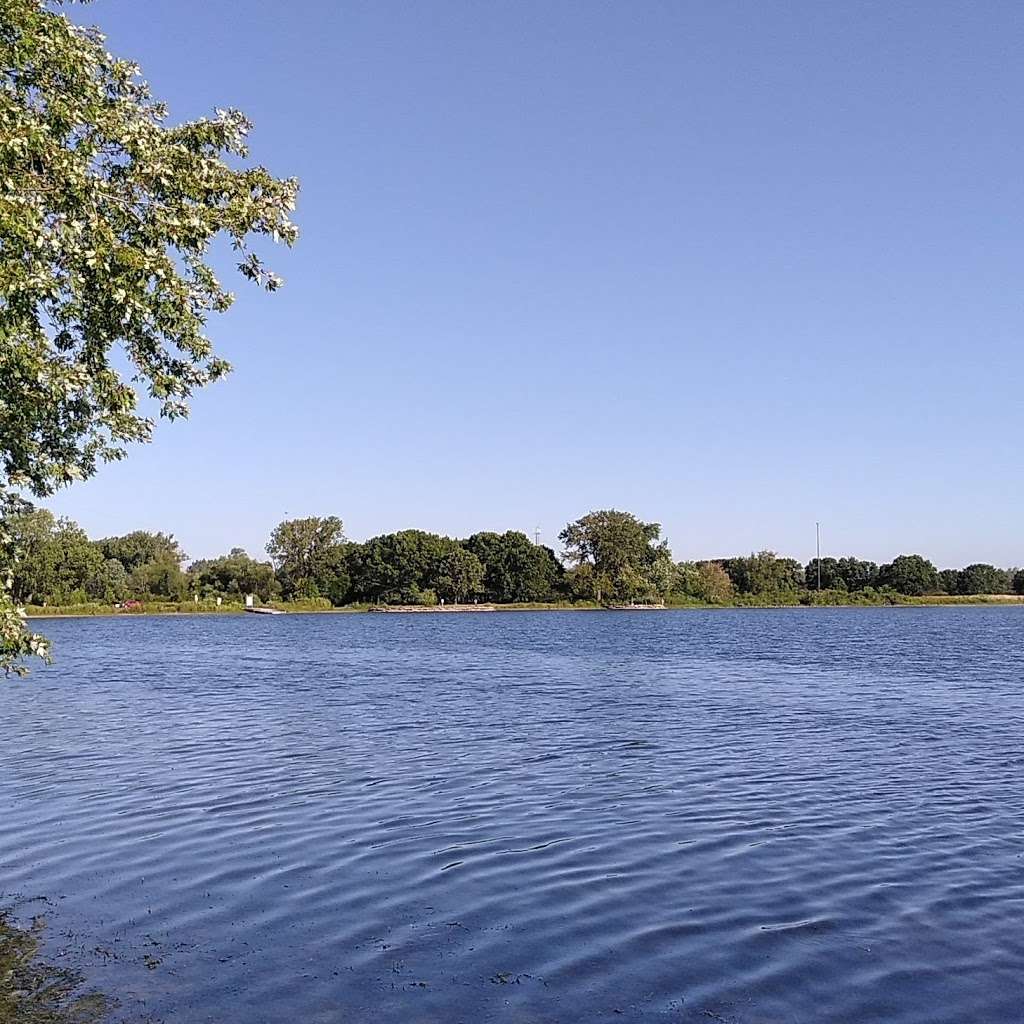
[816,521,821,590]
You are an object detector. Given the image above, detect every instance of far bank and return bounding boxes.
[23,593,1024,619]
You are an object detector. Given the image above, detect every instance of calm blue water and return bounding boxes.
[2,608,1024,1023]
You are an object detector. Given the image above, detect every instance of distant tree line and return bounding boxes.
[3,506,1021,608]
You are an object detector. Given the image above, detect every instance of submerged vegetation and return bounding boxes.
[0,911,108,1024]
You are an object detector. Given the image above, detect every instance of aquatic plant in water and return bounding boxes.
[0,912,108,1024]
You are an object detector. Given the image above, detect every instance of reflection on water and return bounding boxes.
[2,608,1024,1023]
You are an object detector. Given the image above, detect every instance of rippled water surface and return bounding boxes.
[3,608,1024,1023]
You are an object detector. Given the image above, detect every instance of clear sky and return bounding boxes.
[48,0,1024,567]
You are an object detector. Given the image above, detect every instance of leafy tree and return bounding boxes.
[559,509,671,603]
[346,530,453,604]
[672,560,734,604]
[937,568,960,595]
[128,558,188,601]
[462,531,564,603]
[189,548,280,603]
[805,556,880,591]
[96,531,184,573]
[1013,570,1024,596]
[805,557,844,591]
[84,557,127,603]
[877,554,938,596]
[2,506,101,604]
[93,529,185,600]
[435,547,484,603]
[266,517,346,599]
[647,547,676,599]
[956,563,1009,595]
[835,557,879,591]
[724,551,803,595]
[0,496,49,672]
[318,545,351,606]
[1,0,297,672]
[694,561,735,604]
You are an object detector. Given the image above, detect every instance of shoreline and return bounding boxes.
[24,595,1024,620]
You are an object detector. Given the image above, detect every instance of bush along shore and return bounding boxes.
[7,507,1024,616]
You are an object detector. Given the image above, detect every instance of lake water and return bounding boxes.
[2,608,1023,1023]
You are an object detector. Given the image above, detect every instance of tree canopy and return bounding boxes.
[266,517,346,600]
[3,500,1021,619]
[723,551,804,596]
[877,555,938,596]
[1,0,297,672]
[952,563,1009,596]
[190,548,279,603]
[463,531,563,603]
[559,509,671,603]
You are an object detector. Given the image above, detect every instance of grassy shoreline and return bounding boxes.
[22,594,1024,619]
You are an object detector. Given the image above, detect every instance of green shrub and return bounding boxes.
[271,597,332,611]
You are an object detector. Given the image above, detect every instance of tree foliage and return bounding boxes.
[724,551,804,596]
[96,529,185,598]
[1,0,298,496]
[96,529,183,571]
[84,555,126,602]
[5,505,99,603]
[346,530,454,605]
[435,546,484,603]
[266,516,345,599]
[463,531,563,603]
[953,563,1009,596]
[877,554,938,596]
[559,509,670,603]
[672,560,734,604]
[805,556,879,591]
[1,0,297,673]
[190,548,279,602]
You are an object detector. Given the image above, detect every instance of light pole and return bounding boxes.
[816,521,821,590]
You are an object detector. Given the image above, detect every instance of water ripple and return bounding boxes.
[2,608,1024,1022]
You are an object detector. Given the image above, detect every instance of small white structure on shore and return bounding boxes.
[244,593,285,615]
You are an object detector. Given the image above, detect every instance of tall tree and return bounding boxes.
[463,531,564,603]
[128,558,188,601]
[96,531,184,572]
[937,568,961,595]
[804,557,844,591]
[878,555,938,596]
[672,561,734,604]
[1,0,297,672]
[189,548,280,603]
[805,556,880,592]
[834,557,879,591]
[346,530,453,605]
[3,506,101,604]
[435,547,484,604]
[84,557,127,603]
[956,563,1009,595]
[266,517,346,599]
[724,551,804,595]
[559,510,671,603]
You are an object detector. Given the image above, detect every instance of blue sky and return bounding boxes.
[50,1,1024,567]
